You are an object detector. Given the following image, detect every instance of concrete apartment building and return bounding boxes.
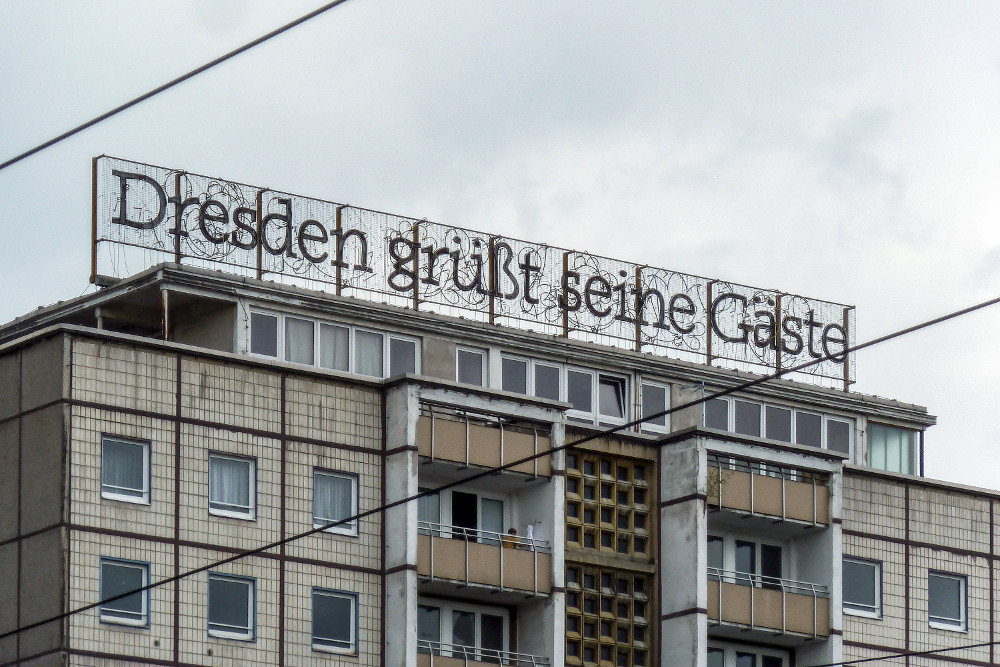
[0,157,997,666]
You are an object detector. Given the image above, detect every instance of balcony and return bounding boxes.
[417,641,550,666]
[707,569,830,638]
[417,406,552,476]
[707,455,830,525]
[417,522,552,595]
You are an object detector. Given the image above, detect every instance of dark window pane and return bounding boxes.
[766,405,792,441]
[250,312,278,357]
[762,658,783,667]
[457,349,484,386]
[501,358,528,394]
[843,559,878,611]
[707,536,724,570]
[641,383,667,427]
[389,338,416,375]
[568,370,593,412]
[417,605,440,641]
[734,400,761,437]
[705,398,729,430]
[534,364,560,400]
[735,541,755,585]
[598,375,625,419]
[795,412,822,447]
[100,561,144,618]
[209,576,251,630]
[929,573,963,623]
[313,591,352,643]
[736,653,757,667]
[480,614,504,651]
[827,420,851,455]
[708,649,725,667]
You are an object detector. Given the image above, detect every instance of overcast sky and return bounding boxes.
[2,1,999,488]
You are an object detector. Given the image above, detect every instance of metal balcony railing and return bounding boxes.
[707,567,830,638]
[417,521,553,595]
[706,453,830,525]
[417,640,551,666]
[418,521,552,553]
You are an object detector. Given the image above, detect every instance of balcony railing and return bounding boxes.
[417,640,551,666]
[417,405,552,476]
[417,521,552,594]
[707,454,830,525]
[707,567,830,638]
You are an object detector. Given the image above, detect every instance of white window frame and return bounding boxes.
[207,573,255,641]
[708,642,789,667]
[868,422,918,475]
[208,453,256,520]
[416,597,510,658]
[313,469,359,536]
[842,557,881,618]
[312,588,357,654]
[100,436,150,504]
[99,558,149,627]
[248,309,421,378]
[456,346,487,387]
[928,571,967,631]
[702,396,854,458]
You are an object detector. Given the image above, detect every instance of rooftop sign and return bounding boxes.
[92,156,855,388]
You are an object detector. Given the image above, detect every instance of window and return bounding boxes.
[711,536,783,588]
[101,436,150,504]
[99,558,148,626]
[208,454,255,520]
[418,599,508,660]
[314,470,358,535]
[704,396,853,456]
[500,356,628,424]
[250,310,419,378]
[207,573,255,640]
[928,571,966,630]
[869,423,918,475]
[843,558,881,617]
[710,645,787,667]
[639,381,669,433]
[457,348,486,386]
[312,589,357,653]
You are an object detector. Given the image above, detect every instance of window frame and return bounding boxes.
[416,597,510,658]
[208,453,257,521]
[868,422,919,475]
[99,557,150,627]
[248,308,421,378]
[928,570,967,631]
[312,588,358,654]
[702,396,854,457]
[842,557,882,618]
[100,435,151,505]
[638,378,670,434]
[313,469,359,536]
[456,346,487,387]
[207,572,256,641]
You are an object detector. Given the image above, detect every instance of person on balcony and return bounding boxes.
[502,528,518,549]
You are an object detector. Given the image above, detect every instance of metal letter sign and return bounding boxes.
[92,156,855,388]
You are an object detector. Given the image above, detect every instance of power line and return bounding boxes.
[1,294,999,650]
[0,0,354,173]
[806,641,998,666]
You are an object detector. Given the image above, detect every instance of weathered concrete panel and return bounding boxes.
[18,528,65,658]
[422,336,456,381]
[0,420,19,541]
[172,303,236,352]
[0,542,17,663]
[21,336,67,412]
[0,350,19,421]
[20,406,65,534]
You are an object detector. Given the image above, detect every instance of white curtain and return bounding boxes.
[316,472,354,526]
[210,457,250,510]
[355,331,383,377]
[319,324,350,371]
[103,439,145,495]
[285,317,314,364]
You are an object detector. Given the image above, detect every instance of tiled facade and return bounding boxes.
[0,263,997,666]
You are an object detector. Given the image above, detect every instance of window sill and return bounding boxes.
[99,615,148,628]
[314,523,359,537]
[208,629,255,642]
[929,620,967,632]
[312,642,356,654]
[209,508,255,521]
[101,491,150,505]
[844,607,881,620]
